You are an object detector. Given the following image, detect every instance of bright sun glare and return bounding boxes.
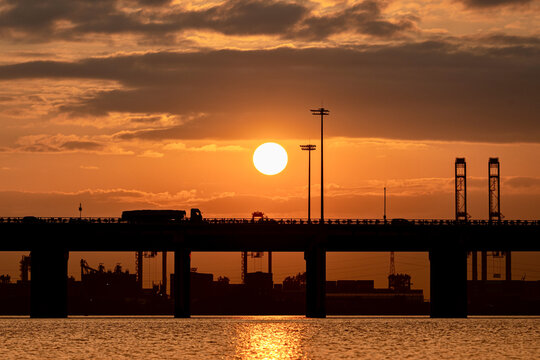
[253,143,288,175]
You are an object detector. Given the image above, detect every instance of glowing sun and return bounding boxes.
[253,142,288,175]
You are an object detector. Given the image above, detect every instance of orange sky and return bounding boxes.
[0,0,539,294]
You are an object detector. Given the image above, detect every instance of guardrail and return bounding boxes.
[0,217,538,226]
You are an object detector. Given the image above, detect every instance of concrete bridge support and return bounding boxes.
[429,246,468,318]
[505,251,512,281]
[471,251,478,281]
[305,245,326,318]
[30,248,69,318]
[174,248,191,318]
[481,251,488,281]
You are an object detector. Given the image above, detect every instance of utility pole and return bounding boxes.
[78,203,82,219]
[300,144,316,223]
[310,108,329,224]
[384,187,387,224]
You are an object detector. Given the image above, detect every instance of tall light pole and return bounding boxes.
[300,144,316,223]
[310,107,329,224]
[384,187,387,224]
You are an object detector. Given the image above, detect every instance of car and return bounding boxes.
[391,218,410,225]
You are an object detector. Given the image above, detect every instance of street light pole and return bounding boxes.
[310,108,329,224]
[384,187,387,224]
[300,144,316,223]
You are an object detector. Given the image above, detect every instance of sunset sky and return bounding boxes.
[0,0,539,291]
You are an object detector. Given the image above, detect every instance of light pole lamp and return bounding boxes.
[310,107,329,224]
[300,144,316,223]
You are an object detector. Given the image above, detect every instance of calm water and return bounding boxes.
[1,316,539,359]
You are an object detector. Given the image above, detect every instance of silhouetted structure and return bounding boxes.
[489,158,501,223]
[122,209,203,295]
[310,107,329,224]
[455,157,467,222]
[1,175,539,319]
[19,255,30,282]
[383,187,387,224]
[468,280,540,315]
[242,212,272,283]
[3,261,540,316]
[300,144,316,223]
[388,250,413,293]
[121,209,186,223]
[487,157,511,282]
[162,251,167,295]
[388,274,411,291]
[455,158,479,282]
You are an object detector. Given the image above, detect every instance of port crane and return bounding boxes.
[241,212,272,283]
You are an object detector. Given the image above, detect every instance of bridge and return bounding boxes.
[1,217,539,319]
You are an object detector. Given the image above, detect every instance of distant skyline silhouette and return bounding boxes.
[0,0,538,314]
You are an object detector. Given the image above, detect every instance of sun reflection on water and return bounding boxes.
[232,316,310,360]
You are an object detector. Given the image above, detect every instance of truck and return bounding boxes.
[121,209,202,223]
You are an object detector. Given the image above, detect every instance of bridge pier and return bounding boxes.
[30,248,69,318]
[174,248,191,318]
[305,245,326,318]
[429,246,467,318]
[471,251,478,281]
[481,251,487,281]
[505,251,512,281]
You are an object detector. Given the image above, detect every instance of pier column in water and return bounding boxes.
[174,248,191,318]
[471,252,478,281]
[305,245,326,318]
[429,245,467,318]
[505,251,512,281]
[481,251,488,281]
[30,248,69,318]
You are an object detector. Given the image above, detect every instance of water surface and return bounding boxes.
[1,316,538,359]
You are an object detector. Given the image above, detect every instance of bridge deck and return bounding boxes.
[1,220,539,252]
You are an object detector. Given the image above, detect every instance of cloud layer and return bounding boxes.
[1,40,538,143]
[459,0,533,9]
[0,0,416,43]
[1,175,539,219]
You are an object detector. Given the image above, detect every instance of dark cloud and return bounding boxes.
[17,145,60,153]
[6,136,105,153]
[60,141,103,151]
[504,177,540,189]
[0,0,120,42]
[0,0,412,42]
[0,0,306,41]
[479,34,540,46]
[292,1,417,40]
[176,0,308,36]
[130,116,163,123]
[135,0,172,6]
[0,41,538,143]
[460,0,533,8]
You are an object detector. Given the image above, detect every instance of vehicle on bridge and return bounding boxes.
[251,211,267,223]
[121,209,203,223]
[391,218,411,225]
[190,208,203,223]
[22,216,43,224]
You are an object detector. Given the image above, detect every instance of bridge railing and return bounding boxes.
[0,217,538,226]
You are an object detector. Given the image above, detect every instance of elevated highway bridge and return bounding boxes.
[1,218,539,319]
